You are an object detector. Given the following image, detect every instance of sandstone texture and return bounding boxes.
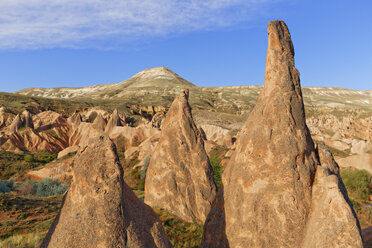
[67,112,82,127]
[105,109,123,134]
[92,113,107,131]
[201,124,233,147]
[57,145,79,159]
[7,114,23,133]
[41,135,171,248]
[302,143,363,247]
[145,89,217,223]
[201,20,363,248]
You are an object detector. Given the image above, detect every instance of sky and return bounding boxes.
[0,0,371,92]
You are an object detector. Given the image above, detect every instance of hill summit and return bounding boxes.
[121,66,196,89]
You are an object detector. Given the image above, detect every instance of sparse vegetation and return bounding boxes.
[210,156,223,190]
[0,232,45,248]
[0,180,16,193]
[114,137,126,164]
[0,194,62,241]
[0,92,93,115]
[155,208,203,248]
[350,200,372,228]
[0,151,56,180]
[208,146,228,190]
[327,146,350,158]
[341,168,371,202]
[32,178,68,197]
[0,178,68,197]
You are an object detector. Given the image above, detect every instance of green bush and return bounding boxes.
[23,152,57,164]
[210,156,223,190]
[33,152,57,163]
[33,178,68,197]
[23,155,34,163]
[341,168,371,201]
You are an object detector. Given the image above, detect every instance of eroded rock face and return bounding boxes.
[200,190,228,248]
[7,114,23,133]
[144,89,217,223]
[105,109,122,134]
[22,110,34,129]
[219,20,318,247]
[302,143,363,247]
[201,20,363,248]
[41,135,171,248]
[92,113,106,131]
[67,112,82,127]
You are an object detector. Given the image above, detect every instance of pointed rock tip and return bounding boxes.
[22,109,31,115]
[267,20,294,57]
[179,88,189,100]
[264,20,300,96]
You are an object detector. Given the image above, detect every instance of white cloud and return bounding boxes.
[0,0,274,49]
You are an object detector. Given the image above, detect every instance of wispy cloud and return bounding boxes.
[0,0,275,49]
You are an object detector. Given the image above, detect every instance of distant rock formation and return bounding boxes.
[7,114,23,133]
[92,113,106,131]
[105,109,122,134]
[6,110,34,133]
[201,20,363,248]
[41,135,171,248]
[67,112,82,127]
[145,89,217,223]
[201,124,233,147]
[22,110,34,129]
[0,107,5,127]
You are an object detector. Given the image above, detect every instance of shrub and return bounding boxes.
[341,168,371,201]
[0,179,16,193]
[16,179,35,196]
[15,178,68,197]
[0,181,11,193]
[23,155,34,163]
[33,178,68,197]
[33,152,57,163]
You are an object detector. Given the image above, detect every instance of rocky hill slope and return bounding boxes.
[15,66,372,113]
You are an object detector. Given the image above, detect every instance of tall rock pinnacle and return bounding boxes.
[144,89,217,223]
[201,20,363,248]
[222,19,318,248]
[41,135,171,248]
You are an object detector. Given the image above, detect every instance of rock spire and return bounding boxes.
[145,89,217,223]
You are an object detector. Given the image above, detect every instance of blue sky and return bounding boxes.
[0,0,371,92]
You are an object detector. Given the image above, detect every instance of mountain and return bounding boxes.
[16,67,196,99]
